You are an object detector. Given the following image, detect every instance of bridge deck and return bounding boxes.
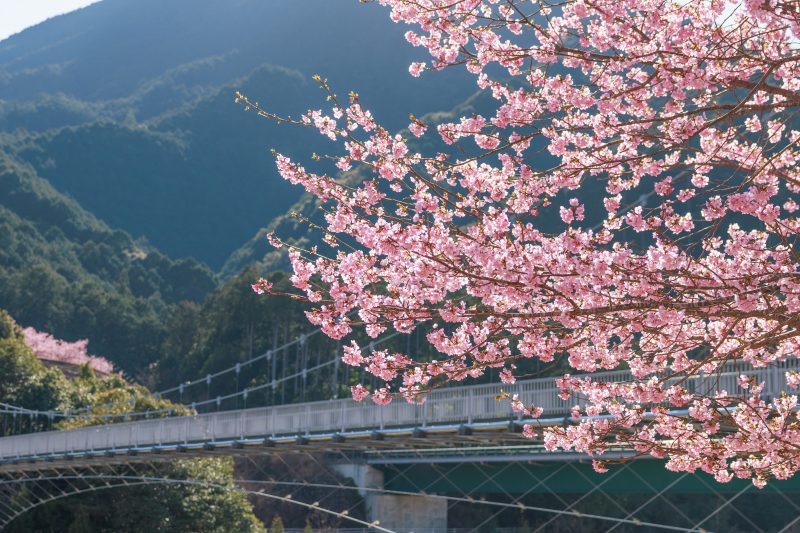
[0,362,793,469]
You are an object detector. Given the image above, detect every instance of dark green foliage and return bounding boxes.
[0,309,263,532]
[153,266,420,405]
[0,154,216,303]
[4,67,326,267]
[0,95,108,132]
[0,309,68,429]
[238,455,365,530]
[8,459,264,533]
[151,264,435,406]
[153,267,334,404]
[151,266,447,405]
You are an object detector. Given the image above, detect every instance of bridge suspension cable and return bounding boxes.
[0,328,408,426]
[0,475,395,532]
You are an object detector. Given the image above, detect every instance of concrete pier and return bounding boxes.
[335,464,448,532]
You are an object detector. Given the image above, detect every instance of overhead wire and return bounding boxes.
[0,474,708,532]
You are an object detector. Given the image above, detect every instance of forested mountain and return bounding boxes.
[0,5,475,528]
[0,0,474,381]
[0,0,472,128]
[2,66,326,267]
[0,0,474,268]
[0,152,216,374]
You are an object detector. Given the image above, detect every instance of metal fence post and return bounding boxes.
[468,388,473,424]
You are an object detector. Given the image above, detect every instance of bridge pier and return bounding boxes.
[335,464,447,533]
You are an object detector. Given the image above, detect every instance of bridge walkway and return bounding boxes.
[0,362,792,470]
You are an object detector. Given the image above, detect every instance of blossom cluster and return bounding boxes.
[23,328,114,375]
[247,0,800,485]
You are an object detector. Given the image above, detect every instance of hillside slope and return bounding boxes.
[3,66,328,267]
[0,0,473,131]
[0,0,475,268]
[0,152,216,373]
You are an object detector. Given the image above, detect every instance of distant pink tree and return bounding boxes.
[22,328,114,375]
[246,0,800,486]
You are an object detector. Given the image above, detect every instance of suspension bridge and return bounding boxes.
[0,360,797,467]
[1,326,800,532]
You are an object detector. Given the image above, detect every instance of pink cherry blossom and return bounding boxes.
[351,384,369,402]
[408,118,427,137]
[251,278,273,295]
[408,62,426,77]
[23,328,114,374]
[244,0,800,486]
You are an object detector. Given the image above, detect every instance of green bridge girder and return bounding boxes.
[382,459,800,495]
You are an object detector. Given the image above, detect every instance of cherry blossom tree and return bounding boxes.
[244,0,800,486]
[23,328,114,375]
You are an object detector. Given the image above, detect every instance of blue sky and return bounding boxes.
[0,0,100,42]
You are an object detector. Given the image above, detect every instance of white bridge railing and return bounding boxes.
[0,359,797,460]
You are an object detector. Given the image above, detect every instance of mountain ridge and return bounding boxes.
[0,0,476,268]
